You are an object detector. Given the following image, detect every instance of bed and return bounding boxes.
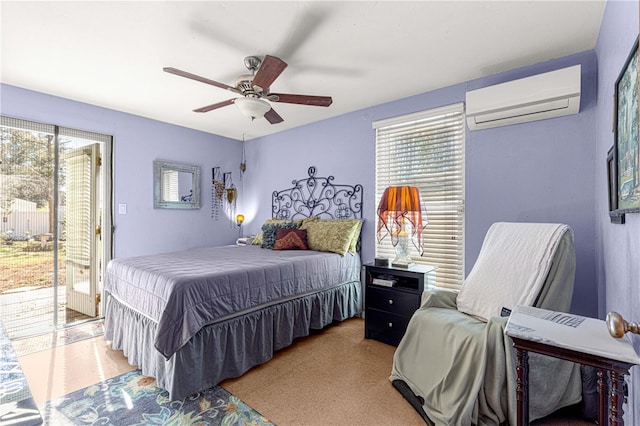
[104,167,363,400]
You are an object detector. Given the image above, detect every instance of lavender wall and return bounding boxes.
[594,1,639,422]
[465,54,598,317]
[245,50,598,317]
[0,84,242,259]
[3,4,638,415]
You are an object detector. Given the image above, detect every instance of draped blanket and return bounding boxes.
[390,229,582,425]
[104,245,360,359]
[457,223,570,322]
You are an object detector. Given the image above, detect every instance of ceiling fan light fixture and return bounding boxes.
[235,97,270,121]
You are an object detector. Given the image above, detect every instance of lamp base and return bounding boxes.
[392,233,413,269]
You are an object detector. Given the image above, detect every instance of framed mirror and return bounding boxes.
[153,160,201,209]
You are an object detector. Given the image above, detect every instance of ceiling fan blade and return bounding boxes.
[264,108,284,124]
[164,67,239,93]
[193,98,236,113]
[269,93,333,107]
[251,55,288,91]
[277,7,330,62]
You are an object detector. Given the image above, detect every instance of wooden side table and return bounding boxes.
[505,305,640,426]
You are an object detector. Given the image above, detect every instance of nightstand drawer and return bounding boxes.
[365,309,411,346]
[363,263,437,347]
[366,286,419,316]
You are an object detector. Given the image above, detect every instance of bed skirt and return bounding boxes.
[104,279,362,400]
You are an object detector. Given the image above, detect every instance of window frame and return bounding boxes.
[373,103,465,289]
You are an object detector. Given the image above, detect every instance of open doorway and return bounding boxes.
[0,116,112,340]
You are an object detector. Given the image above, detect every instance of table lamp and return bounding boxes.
[376,186,426,268]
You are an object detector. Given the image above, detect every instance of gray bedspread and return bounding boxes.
[104,245,361,359]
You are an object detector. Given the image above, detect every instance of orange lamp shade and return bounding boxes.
[376,186,425,254]
[236,214,245,225]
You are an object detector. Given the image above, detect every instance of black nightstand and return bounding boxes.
[364,263,437,346]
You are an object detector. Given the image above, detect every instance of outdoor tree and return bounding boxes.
[0,128,66,233]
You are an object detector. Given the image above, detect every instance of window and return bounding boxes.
[373,103,465,289]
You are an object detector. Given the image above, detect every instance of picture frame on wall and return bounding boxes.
[608,146,625,223]
[611,36,639,221]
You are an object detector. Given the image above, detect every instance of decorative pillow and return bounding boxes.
[269,217,304,227]
[300,216,321,228]
[273,228,309,250]
[300,219,361,256]
[345,219,363,253]
[309,219,362,253]
[253,218,296,245]
[261,221,298,249]
[253,217,306,245]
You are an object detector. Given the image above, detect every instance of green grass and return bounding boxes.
[0,240,66,293]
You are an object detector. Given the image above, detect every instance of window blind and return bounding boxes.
[373,103,465,289]
[162,170,179,202]
[63,145,96,269]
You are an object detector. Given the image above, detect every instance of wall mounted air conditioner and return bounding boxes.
[466,65,581,130]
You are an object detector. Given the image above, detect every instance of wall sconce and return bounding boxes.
[236,214,245,227]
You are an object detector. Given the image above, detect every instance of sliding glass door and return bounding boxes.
[0,117,112,338]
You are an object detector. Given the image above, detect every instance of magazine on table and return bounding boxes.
[505,305,640,364]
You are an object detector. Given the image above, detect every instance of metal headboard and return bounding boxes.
[272,166,363,220]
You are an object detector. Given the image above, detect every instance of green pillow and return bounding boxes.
[347,219,363,253]
[300,219,362,256]
[307,218,362,253]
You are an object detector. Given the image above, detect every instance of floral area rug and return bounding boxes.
[12,320,104,357]
[40,369,275,425]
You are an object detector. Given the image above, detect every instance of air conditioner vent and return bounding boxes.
[466,65,581,130]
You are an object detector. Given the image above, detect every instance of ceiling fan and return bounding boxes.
[163,55,333,124]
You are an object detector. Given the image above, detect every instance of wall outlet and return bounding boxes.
[118,203,127,214]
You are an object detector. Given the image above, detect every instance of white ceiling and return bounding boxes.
[1,1,606,141]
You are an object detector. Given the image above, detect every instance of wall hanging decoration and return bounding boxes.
[224,172,238,227]
[610,36,639,223]
[240,134,247,176]
[211,167,225,219]
[211,168,239,224]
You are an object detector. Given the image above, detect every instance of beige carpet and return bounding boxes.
[222,318,424,425]
[18,317,591,425]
